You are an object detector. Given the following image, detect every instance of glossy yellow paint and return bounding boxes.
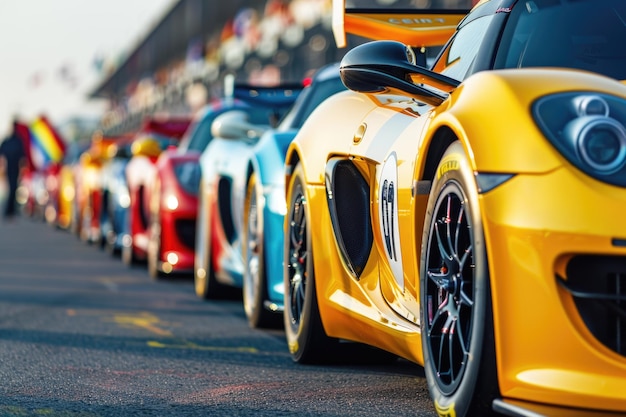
[303,182,426,363]
[56,164,76,229]
[286,64,626,414]
[288,0,626,412]
[332,0,467,48]
[286,91,377,186]
[481,167,626,410]
[433,68,626,174]
[131,136,161,158]
[344,12,464,47]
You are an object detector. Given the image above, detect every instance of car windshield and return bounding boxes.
[185,118,212,153]
[495,0,626,80]
[278,76,346,131]
[186,105,279,152]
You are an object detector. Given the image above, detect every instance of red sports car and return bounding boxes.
[146,84,299,280]
[143,98,260,279]
[122,117,192,267]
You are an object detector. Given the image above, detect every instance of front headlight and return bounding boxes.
[173,162,201,195]
[533,92,626,186]
[565,115,626,174]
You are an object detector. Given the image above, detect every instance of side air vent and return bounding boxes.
[217,177,236,244]
[325,158,372,278]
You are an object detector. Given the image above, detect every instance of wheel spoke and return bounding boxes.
[459,280,474,308]
[427,268,449,290]
[448,318,470,383]
[297,278,306,313]
[451,314,468,359]
[444,195,455,263]
[453,203,465,263]
[292,279,301,321]
[425,182,477,391]
[290,197,305,249]
[435,220,453,264]
[436,314,454,380]
[288,191,308,327]
[447,318,456,383]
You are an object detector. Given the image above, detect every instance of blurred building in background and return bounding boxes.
[90,0,474,135]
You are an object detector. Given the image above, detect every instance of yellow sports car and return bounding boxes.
[283,0,626,416]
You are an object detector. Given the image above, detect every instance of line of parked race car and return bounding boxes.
[16,0,626,416]
[18,62,345,332]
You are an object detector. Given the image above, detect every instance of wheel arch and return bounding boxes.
[412,126,463,287]
[419,138,500,415]
[420,125,460,184]
[285,147,302,198]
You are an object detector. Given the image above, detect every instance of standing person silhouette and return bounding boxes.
[0,120,26,220]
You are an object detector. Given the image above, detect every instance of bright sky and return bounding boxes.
[0,0,178,137]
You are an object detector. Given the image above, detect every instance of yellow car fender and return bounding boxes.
[429,68,626,174]
[285,90,379,187]
[419,68,626,410]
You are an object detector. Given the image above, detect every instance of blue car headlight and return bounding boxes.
[174,162,201,195]
[533,92,626,186]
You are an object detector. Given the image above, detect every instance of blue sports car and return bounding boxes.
[194,64,346,328]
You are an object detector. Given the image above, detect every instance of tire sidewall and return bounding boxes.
[122,202,136,266]
[283,164,317,362]
[147,218,161,279]
[243,173,266,327]
[194,183,211,298]
[420,142,490,416]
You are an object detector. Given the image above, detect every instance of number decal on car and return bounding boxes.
[378,152,404,290]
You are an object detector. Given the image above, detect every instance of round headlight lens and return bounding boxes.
[567,116,626,174]
[534,92,626,186]
[583,127,621,165]
[573,95,609,117]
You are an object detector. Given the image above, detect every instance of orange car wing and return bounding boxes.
[332,0,469,48]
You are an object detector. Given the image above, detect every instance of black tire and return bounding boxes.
[420,142,499,417]
[147,181,164,279]
[283,163,340,363]
[147,220,163,280]
[194,187,236,300]
[243,173,281,329]
[122,210,140,266]
[98,189,110,249]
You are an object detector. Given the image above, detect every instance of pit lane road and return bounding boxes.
[0,219,436,417]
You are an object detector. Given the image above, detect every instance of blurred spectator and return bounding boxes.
[0,120,26,220]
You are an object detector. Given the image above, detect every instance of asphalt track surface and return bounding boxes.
[0,216,437,417]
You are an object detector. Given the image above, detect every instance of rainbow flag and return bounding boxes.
[28,116,66,170]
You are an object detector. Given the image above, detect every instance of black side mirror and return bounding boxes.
[340,40,459,106]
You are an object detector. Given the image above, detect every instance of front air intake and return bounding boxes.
[558,255,626,356]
